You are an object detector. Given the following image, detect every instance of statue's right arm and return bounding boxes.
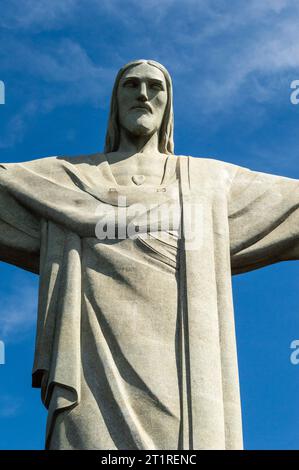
[0,167,40,273]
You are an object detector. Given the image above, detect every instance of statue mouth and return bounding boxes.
[131,104,152,113]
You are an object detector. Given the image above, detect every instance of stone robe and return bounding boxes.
[0,153,298,450]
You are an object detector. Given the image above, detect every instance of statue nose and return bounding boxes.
[138,83,148,101]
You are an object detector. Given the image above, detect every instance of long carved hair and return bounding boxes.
[104,59,174,155]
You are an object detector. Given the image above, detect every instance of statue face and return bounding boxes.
[117,63,168,139]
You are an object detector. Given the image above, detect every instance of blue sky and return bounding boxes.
[0,0,299,450]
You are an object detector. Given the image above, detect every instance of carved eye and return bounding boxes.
[123,79,138,88]
[150,82,164,91]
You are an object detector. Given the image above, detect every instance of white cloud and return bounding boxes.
[1,0,299,145]
[0,0,79,31]
[0,102,38,149]
[0,277,38,343]
[1,38,113,105]
[0,38,114,148]
[0,395,23,418]
[162,0,299,114]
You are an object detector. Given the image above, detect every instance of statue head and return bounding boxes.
[104,60,174,154]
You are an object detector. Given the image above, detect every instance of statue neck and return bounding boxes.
[117,129,160,157]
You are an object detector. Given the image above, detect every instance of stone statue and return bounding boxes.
[0,59,298,450]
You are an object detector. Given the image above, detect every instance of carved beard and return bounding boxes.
[121,112,158,137]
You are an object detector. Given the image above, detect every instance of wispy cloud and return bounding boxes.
[0,37,114,148]
[0,0,299,146]
[0,0,79,31]
[0,395,24,418]
[0,277,38,343]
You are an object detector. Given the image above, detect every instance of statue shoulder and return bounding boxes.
[16,152,104,170]
[177,154,240,183]
[5,152,104,180]
[0,153,106,193]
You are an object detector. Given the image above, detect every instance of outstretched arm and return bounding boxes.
[0,169,40,273]
[229,165,299,275]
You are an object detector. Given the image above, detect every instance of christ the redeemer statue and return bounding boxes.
[0,59,298,450]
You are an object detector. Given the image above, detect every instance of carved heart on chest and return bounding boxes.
[132,174,146,186]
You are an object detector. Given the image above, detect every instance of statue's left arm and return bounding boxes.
[228,165,299,274]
